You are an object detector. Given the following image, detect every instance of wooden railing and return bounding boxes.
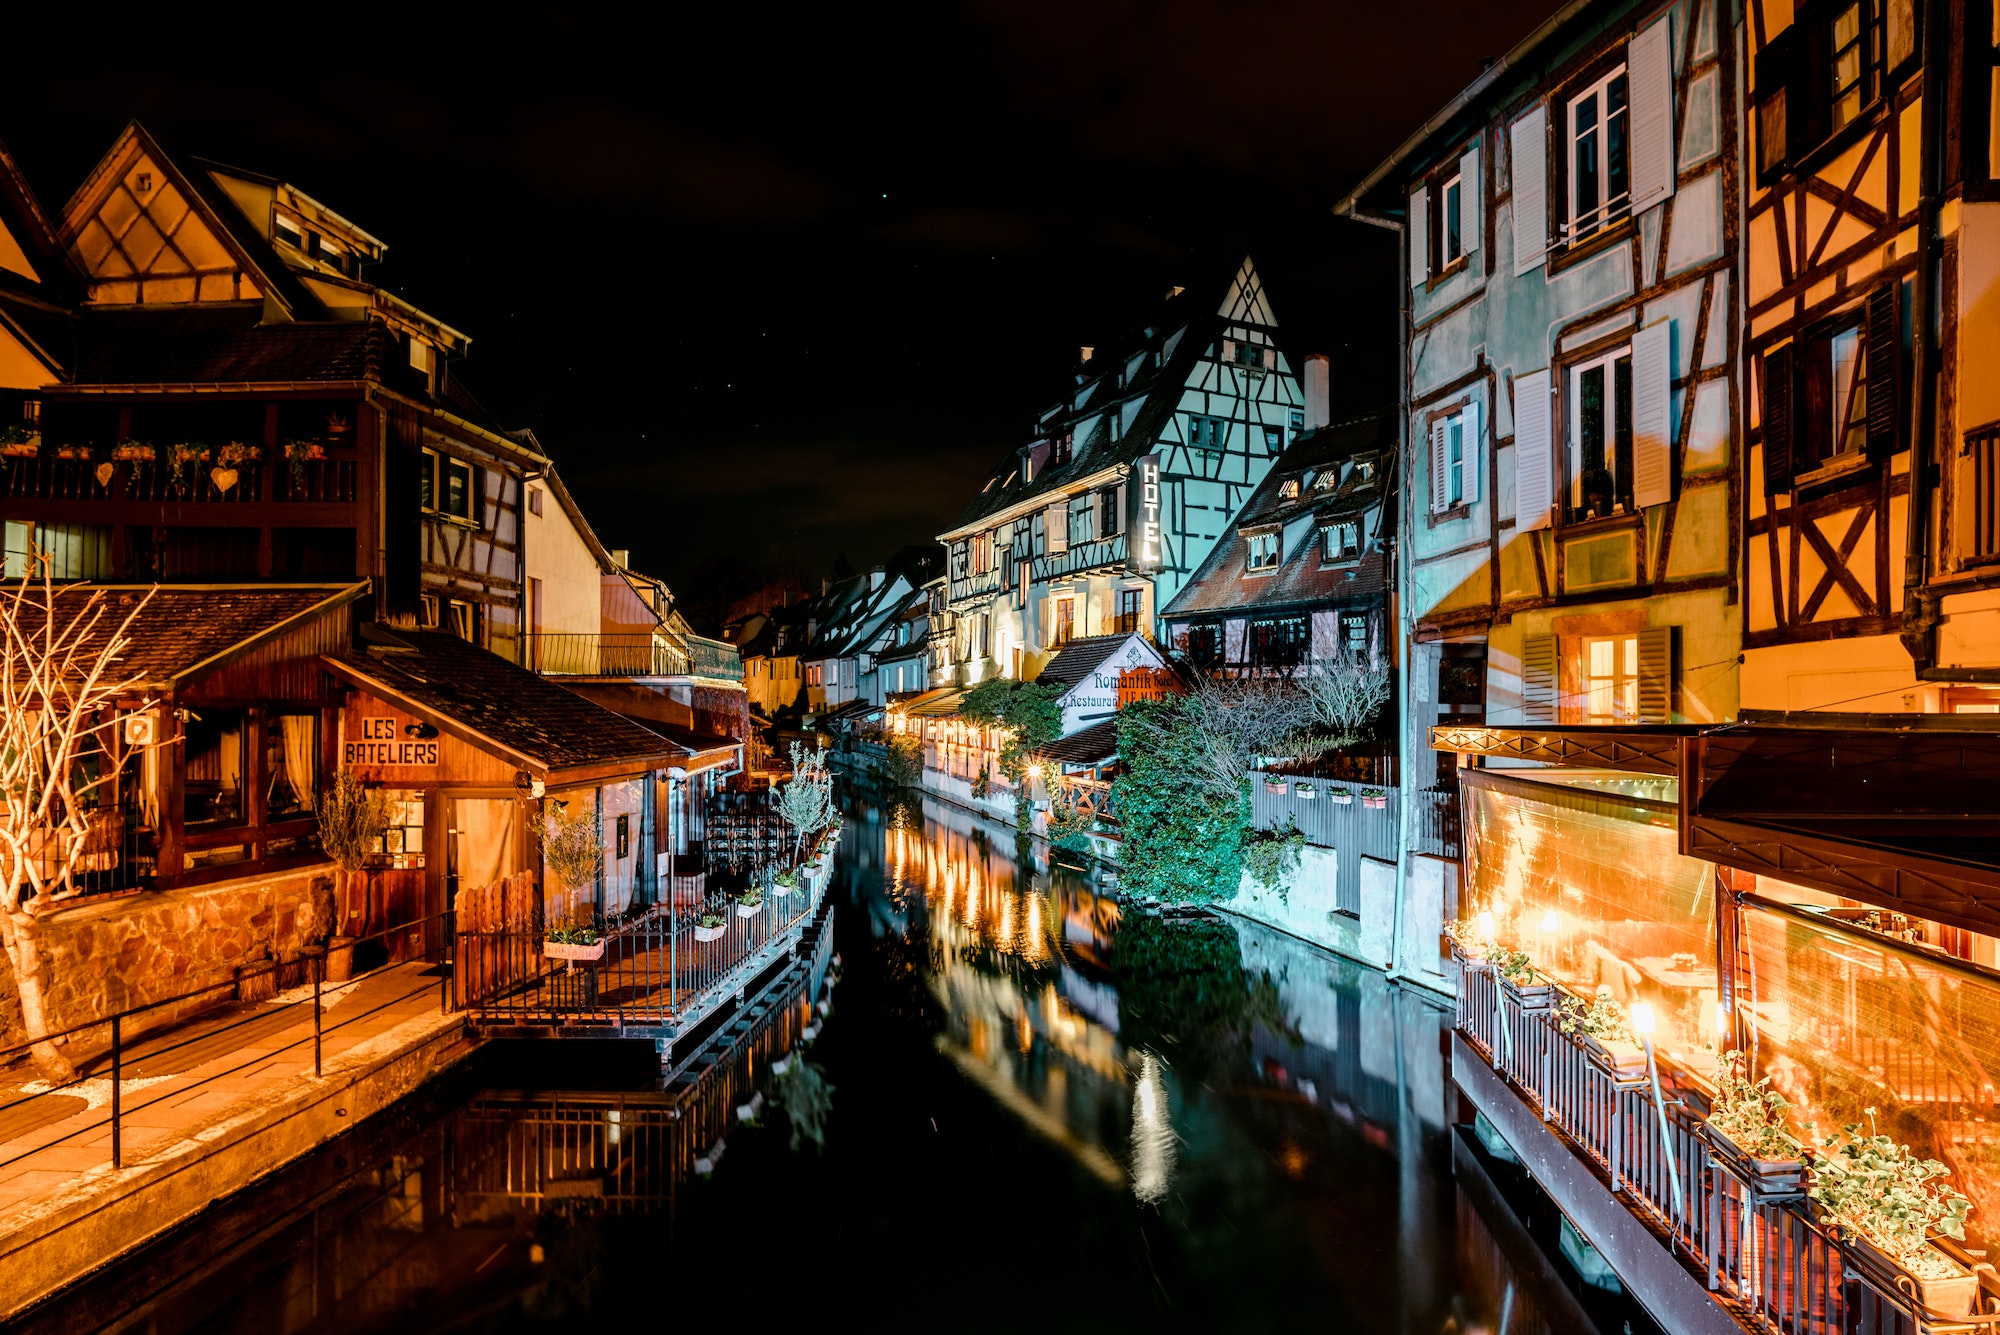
[1053,774,1118,826]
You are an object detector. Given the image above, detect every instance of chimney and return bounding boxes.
[870,565,885,591]
[1303,354,1331,431]
[610,548,630,568]
[1079,345,1094,363]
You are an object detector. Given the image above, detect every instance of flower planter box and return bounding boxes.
[1294,784,1318,800]
[1263,780,1288,796]
[543,940,605,963]
[772,884,794,899]
[1843,1232,1980,1318]
[1696,1121,1806,1201]
[1328,792,1353,805]
[736,902,763,919]
[1362,795,1388,809]
[693,923,727,943]
[1499,974,1560,1014]
[1578,1033,1651,1086]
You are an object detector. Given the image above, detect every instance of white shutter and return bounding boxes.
[1429,418,1449,513]
[1409,188,1428,289]
[1461,401,1482,503]
[1630,18,1677,209]
[1513,369,1554,532]
[1459,144,1481,255]
[1632,320,1675,508]
[1509,106,1548,276]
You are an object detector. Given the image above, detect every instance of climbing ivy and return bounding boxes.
[958,678,1065,829]
[1112,694,1248,902]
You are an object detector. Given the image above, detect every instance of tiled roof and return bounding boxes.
[1035,717,1120,766]
[327,629,676,776]
[1037,633,1141,688]
[36,583,364,686]
[72,304,382,385]
[1163,412,1396,619]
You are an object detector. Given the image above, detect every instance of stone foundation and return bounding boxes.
[7,864,337,1058]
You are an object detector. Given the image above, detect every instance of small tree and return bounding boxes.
[1299,654,1394,746]
[776,741,837,863]
[541,798,603,931]
[316,770,389,872]
[0,560,172,1075]
[958,678,1064,829]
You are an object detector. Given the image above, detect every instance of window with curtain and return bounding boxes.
[267,711,317,819]
[183,708,246,828]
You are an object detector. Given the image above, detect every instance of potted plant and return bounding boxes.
[1556,988,1648,1082]
[1327,787,1353,805]
[0,425,38,458]
[543,921,605,967]
[772,868,800,898]
[1808,1114,1977,1317]
[1494,945,1558,1013]
[314,771,389,982]
[112,440,155,463]
[166,441,211,494]
[693,911,728,943]
[1263,777,1289,796]
[1295,781,1318,799]
[736,887,765,918]
[1361,788,1389,809]
[1699,1051,1805,1197]
[541,799,604,961]
[282,439,326,494]
[210,440,261,494]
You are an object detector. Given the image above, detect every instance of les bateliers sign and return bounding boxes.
[344,716,438,768]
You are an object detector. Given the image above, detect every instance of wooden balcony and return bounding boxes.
[1030,533,1126,584]
[0,454,358,506]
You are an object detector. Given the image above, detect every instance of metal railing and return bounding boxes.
[0,909,453,1172]
[1412,785,1462,859]
[523,632,743,681]
[1451,948,1986,1335]
[458,837,833,1029]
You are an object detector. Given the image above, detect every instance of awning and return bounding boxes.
[897,686,969,718]
[1035,718,1120,768]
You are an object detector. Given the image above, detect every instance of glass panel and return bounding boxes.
[183,708,246,828]
[1606,74,1630,207]
[1462,778,1719,1062]
[1831,326,1867,455]
[1578,363,1608,515]
[1738,905,2000,1226]
[1445,177,1462,260]
[1573,93,1601,224]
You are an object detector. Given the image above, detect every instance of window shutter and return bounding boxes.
[1637,626,1677,723]
[1461,401,1482,503]
[1513,369,1554,532]
[1630,18,1678,209]
[1762,344,1797,494]
[1430,417,1449,512]
[1459,144,1481,255]
[1866,282,1902,457]
[1510,106,1548,275]
[1409,188,1428,289]
[1632,320,1675,508]
[1522,635,1558,723]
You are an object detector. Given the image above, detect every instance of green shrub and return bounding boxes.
[1113,694,1247,902]
[1242,821,1306,903]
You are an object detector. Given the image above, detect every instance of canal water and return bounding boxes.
[21,787,1660,1334]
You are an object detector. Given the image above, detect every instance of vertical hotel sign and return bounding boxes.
[1126,454,1163,573]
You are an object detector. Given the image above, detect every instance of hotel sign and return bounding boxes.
[1126,454,1163,573]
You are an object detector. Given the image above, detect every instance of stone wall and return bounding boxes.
[5,864,338,1057]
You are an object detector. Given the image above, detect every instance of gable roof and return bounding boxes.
[324,628,676,779]
[71,302,380,384]
[1037,632,1160,690]
[945,255,1283,535]
[62,122,327,320]
[1163,411,1397,619]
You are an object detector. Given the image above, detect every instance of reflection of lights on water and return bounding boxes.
[1130,1051,1176,1203]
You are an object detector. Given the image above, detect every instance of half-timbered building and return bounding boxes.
[938,258,1303,685]
[1337,0,1744,992]
[0,123,544,660]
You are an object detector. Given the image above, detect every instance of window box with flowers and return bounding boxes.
[166,441,212,495]
[210,441,262,494]
[0,427,39,459]
[282,439,327,496]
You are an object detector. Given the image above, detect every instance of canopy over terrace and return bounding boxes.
[321,627,681,925]
[1435,718,2000,1231]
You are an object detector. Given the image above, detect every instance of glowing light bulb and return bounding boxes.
[1540,910,1560,934]
[1712,998,1730,1039]
[1629,1002,1656,1037]
[1476,911,1496,941]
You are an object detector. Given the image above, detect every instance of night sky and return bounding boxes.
[4,3,1552,628]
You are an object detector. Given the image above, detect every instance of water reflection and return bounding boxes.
[31,786,1660,1334]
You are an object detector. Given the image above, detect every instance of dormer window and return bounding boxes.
[1245,530,1279,571]
[274,216,302,249]
[1314,467,1339,492]
[1279,477,1301,500]
[1323,520,1361,564]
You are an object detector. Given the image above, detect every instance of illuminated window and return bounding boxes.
[1245,530,1279,571]
[1323,520,1361,563]
[1582,633,1639,723]
[1052,597,1075,646]
[1279,477,1300,499]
